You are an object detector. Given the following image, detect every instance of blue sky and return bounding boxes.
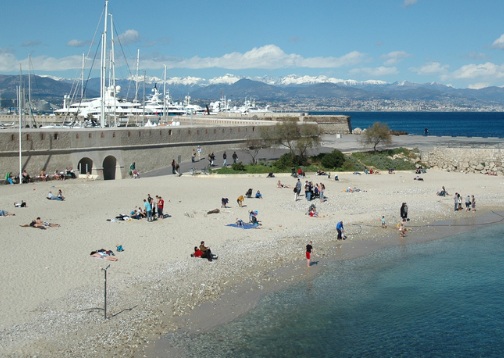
[1,0,504,88]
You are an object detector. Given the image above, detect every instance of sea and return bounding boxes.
[310,112,504,138]
[158,220,504,357]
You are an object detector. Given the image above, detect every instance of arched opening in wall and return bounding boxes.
[78,157,93,175]
[102,156,117,180]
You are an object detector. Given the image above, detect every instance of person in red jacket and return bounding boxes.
[157,195,165,219]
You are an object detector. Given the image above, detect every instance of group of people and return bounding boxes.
[454,193,476,212]
[130,194,166,221]
[298,180,325,202]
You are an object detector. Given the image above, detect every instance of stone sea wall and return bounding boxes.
[422,146,504,175]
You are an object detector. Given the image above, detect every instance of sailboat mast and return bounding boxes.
[134,49,140,102]
[17,86,22,184]
[163,65,167,121]
[110,13,117,127]
[100,0,109,128]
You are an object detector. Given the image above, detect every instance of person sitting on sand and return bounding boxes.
[236,218,245,227]
[14,200,27,208]
[255,190,263,199]
[237,195,245,207]
[221,198,229,208]
[90,249,118,261]
[191,246,203,258]
[277,180,289,188]
[398,221,407,237]
[57,189,65,200]
[199,241,217,261]
[21,169,31,183]
[309,207,318,217]
[0,210,15,217]
[245,188,253,198]
[249,210,261,225]
[47,191,64,201]
[437,186,448,197]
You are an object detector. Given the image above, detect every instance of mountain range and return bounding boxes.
[1,74,504,112]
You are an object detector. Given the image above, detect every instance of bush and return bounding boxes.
[231,162,246,171]
[320,149,346,169]
[274,153,306,169]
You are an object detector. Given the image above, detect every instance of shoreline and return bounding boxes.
[0,169,503,357]
[140,209,504,357]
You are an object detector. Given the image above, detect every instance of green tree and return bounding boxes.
[361,122,392,152]
[260,121,321,162]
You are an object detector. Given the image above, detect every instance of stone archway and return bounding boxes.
[78,157,93,175]
[102,156,117,180]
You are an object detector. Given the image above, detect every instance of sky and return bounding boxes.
[1,0,504,89]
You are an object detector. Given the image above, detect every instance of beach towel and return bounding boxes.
[226,223,259,229]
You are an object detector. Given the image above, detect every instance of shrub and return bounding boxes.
[231,162,246,171]
[320,149,346,169]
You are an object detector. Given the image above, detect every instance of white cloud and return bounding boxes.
[208,74,241,84]
[411,61,449,75]
[0,51,18,71]
[452,62,504,80]
[468,83,490,89]
[382,51,411,65]
[492,34,504,49]
[349,66,399,77]
[67,39,89,47]
[404,0,418,7]
[118,29,139,45]
[175,45,365,70]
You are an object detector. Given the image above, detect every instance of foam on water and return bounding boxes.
[159,222,504,357]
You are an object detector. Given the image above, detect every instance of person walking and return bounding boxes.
[336,220,345,240]
[171,159,177,175]
[223,152,227,167]
[400,202,408,221]
[306,241,313,267]
[295,178,302,201]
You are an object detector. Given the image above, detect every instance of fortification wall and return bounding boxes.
[0,124,264,179]
[0,114,352,179]
[422,146,504,175]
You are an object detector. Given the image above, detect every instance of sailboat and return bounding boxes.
[54,0,143,127]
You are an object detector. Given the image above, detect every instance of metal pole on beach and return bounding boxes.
[102,264,110,319]
[17,86,22,184]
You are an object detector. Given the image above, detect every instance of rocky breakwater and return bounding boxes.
[423,146,503,175]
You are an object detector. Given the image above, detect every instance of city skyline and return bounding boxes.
[1,0,503,89]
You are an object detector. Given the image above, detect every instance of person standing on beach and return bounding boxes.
[471,195,476,211]
[306,241,313,267]
[157,195,164,219]
[381,215,387,228]
[465,195,471,211]
[232,151,238,164]
[336,221,345,240]
[400,202,408,221]
[453,193,459,211]
[223,152,227,167]
[143,199,153,222]
[295,178,302,201]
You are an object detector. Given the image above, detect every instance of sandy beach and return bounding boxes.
[1,157,504,356]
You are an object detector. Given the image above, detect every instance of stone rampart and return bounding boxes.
[0,123,265,180]
[422,145,503,175]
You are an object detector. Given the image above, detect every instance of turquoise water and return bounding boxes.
[159,222,504,357]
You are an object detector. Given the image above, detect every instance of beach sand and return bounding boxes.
[0,167,503,357]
